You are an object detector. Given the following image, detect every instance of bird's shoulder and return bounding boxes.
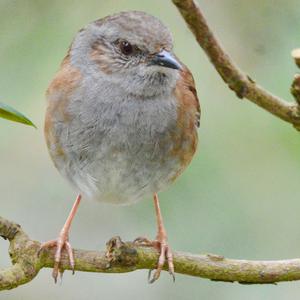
[44,52,82,157]
[46,51,82,100]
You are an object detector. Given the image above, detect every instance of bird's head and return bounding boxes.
[71,11,181,98]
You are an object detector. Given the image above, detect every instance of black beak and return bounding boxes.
[148,50,181,70]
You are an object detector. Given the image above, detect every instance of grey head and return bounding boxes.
[71,11,181,98]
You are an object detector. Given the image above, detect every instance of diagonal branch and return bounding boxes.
[172,0,300,130]
[2,216,300,291]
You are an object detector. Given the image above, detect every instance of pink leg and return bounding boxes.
[150,193,175,283]
[134,194,175,283]
[39,194,81,282]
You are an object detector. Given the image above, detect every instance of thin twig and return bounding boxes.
[291,49,300,105]
[292,49,300,69]
[2,216,300,291]
[172,0,300,129]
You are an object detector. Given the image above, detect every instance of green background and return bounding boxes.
[1,0,300,299]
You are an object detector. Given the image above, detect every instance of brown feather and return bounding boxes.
[169,63,200,181]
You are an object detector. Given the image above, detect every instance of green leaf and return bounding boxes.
[0,102,36,128]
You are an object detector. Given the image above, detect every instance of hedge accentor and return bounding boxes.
[43,11,200,283]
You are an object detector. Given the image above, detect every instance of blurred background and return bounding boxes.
[1,0,300,299]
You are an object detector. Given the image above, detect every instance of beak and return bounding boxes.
[148,50,181,70]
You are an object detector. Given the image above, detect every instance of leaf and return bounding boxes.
[0,102,36,128]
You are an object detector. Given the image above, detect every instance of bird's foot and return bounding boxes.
[134,235,175,283]
[38,195,81,283]
[38,232,74,283]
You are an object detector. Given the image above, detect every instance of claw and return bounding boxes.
[147,242,174,283]
[39,236,75,283]
[65,240,75,274]
[148,268,161,284]
[39,194,81,283]
[52,261,59,283]
[148,269,153,283]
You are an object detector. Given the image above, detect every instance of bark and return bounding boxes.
[2,216,300,291]
[172,0,300,130]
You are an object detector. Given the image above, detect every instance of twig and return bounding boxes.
[172,0,300,130]
[291,49,300,105]
[292,49,300,69]
[2,216,300,291]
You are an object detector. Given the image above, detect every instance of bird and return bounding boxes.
[42,10,200,283]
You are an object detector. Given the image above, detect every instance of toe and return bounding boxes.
[148,268,162,284]
[133,236,153,246]
[39,237,75,283]
[166,246,175,282]
[54,240,64,264]
[134,236,175,283]
[65,241,75,274]
[148,242,175,283]
[38,240,57,256]
[52,262,59,283]
[148,244,166,283]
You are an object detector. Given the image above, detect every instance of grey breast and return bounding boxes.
[57,78,181,204]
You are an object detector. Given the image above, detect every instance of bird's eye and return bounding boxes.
[119,40,133,55]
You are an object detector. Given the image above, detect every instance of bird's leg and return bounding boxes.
[135,194,175,283]
[38,194,81,283]
[151,193,175,282]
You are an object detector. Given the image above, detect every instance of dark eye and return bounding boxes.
[119,40,133,55]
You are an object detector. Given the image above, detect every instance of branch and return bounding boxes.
[2,216,300,290]
[172,0,300,130]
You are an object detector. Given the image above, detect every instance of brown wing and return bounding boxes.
[44,53,82,168]
[168,62,200,182]
[175,63,201,129]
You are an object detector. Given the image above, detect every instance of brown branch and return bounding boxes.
[291,49,300,105]
[3,216,300,291]
[292,49,300,69]
[172,0,300,130]
[291,74,300,105]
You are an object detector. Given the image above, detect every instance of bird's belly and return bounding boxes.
[48,94,196,205]
[76,143,181,204]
